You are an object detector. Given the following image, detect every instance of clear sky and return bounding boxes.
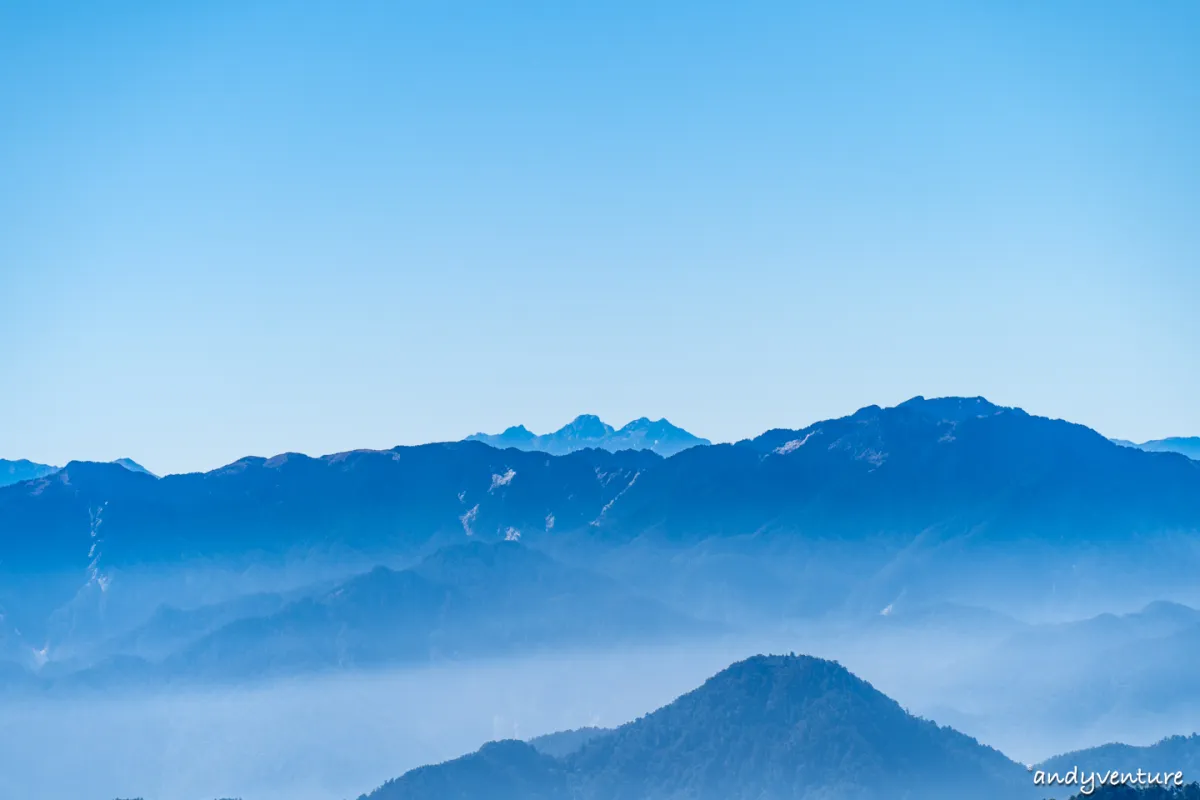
[2,1,1197,475]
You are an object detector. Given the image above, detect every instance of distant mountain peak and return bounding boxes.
[0,458,60,488]
[667,653,901,724]
[1111,435,1200,461]
[0,456,157,488]
[561,414,614,439]
[466,415,710,457]
[113,458,156,477]
[895,395,1005,421]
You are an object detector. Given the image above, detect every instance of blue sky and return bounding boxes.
[2,1,1197,474]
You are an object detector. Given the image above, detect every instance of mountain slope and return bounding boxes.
[583,396,1200,617]
[0,459,59,488]
[0,444,657,571]
[360,654,1033,800]
[926,602,1200,742]
[604,396,1200,541]
[529,728,613,758]
[467,415,710,457]
[112,458,156,477]
[0,445,657,643]
[0,457,156,489]
[362,739,570,800]
[137,542,707,681]
[96,591,294,661]
[1132,437,1200,461]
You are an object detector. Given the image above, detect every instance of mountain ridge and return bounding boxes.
[467,414,711,457]
[0,457,156,489]
[1114,437,1200,461]
[0,459,60,488]
[3,396,1199,649]
[32,541,709,686]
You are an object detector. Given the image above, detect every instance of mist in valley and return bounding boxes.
[5,616,1200,800]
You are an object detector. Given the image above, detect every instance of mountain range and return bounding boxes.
[2,396,1199,658]
[466,415,711,457]
[4,396,1200,800]
[3,541,708,686]
[0,457,154,488]
[899,599,1200,746]
[1113,437,1200,461]
[0,458,61,488]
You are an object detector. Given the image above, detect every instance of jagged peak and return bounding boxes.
[501,424,534,436]
[558,414,614,438]
[464,414,708,456]
[894,395,1007,420]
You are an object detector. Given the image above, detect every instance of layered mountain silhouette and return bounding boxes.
[0,445,657,644]
[359,654,1034,800]
[466,415,711,457]
[1114,437,1200,461]
[111,458,156,477]
[921,601,1200,741]
[2,396,1199,656]
[93,590,296,662]
[0,457,154,488]
[1039,734,1200,783]
[165,541,701,681]
[0,458,59,488]
[1000,601,1200,654]
[42,542,706,686]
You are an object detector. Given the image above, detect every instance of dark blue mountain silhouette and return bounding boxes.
[2,396,1199,646]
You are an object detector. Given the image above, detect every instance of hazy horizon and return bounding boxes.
[4,1,1198,475]
[5,395,1196,477]
[4,633,1194,800]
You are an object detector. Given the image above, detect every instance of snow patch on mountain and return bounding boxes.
[774,430,817,455]
[489,469,516,491]
[460,504,479,536]
[86,502,110,592]
[590,471,641,526]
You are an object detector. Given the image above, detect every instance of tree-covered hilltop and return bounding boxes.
[360,654,1034,800]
